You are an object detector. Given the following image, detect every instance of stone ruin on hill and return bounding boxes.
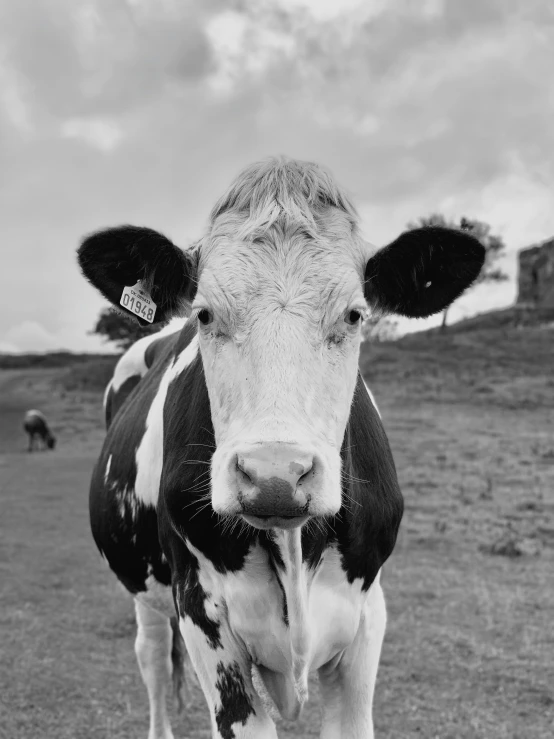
[517,238,554,308]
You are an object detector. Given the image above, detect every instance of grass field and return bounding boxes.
[1,317,553,738]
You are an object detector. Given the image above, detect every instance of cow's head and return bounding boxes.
[78,158,484,530]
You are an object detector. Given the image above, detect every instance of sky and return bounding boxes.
[1,0,553,353]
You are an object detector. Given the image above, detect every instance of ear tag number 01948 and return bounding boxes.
[120,282,157,323]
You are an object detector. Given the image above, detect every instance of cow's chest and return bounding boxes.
[196,541,367,676]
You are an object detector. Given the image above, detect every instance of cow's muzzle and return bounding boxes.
[234,443,315,529]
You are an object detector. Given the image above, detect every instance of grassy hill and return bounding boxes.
[361,305,554,410]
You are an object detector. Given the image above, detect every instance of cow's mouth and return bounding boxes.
[242,513,310,530]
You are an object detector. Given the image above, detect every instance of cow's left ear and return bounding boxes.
[77,225,197,325]
[364,226,486,318]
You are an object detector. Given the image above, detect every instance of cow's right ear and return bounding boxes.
[77,225,197,325]
[364,226,485,319]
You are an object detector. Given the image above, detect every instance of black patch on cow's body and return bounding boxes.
[301,523,332,570]
[175,557,222,650]
[105,375,141,429]
[144,334,168,368]
[214,662,256,739]
[89,329,190,594]
[257,532,290,626]
[158,351,257,577]
[334,373,404,589]
[258,531,285,570]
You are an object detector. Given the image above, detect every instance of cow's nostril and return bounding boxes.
[296,460,315,485]
[235,456,254,485]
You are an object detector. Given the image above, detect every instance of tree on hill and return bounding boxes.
[90,308,160,351]
[407,214,509,330]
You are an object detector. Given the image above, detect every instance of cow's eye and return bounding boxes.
[197,309,213,326]
[345,310,362,325]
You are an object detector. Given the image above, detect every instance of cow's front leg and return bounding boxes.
[134,600,175,739]
[179,615,277,739]
[318,577,387,739]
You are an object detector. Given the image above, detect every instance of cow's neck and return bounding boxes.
[273,529,313,665]
[256,528,315,718]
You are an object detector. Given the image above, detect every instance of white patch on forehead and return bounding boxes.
[199,158,368,315]
[134,336,199,508]
[201,235,365,328]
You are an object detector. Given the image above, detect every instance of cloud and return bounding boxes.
[61,118,123,151]
[279,0,385,22]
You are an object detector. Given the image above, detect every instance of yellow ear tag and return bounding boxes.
[120,282,157,323]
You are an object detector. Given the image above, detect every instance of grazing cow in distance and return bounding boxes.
[77,157,485,739]
[23,409,56,452]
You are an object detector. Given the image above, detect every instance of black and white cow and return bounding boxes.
[78,158,484,739]
[23,409,56,451]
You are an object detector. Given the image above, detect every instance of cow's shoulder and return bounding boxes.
[90,321,197,594]
[336,373,404,589]
[104,321,186,428]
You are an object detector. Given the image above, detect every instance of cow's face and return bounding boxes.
[195,214,369,527]
[77,157,485,530]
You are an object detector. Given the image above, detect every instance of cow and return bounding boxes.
[23,409,56,452]
[77,157,485,739]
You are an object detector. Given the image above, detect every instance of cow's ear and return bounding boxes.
[364,226,485,318]
[77,225,197,325]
